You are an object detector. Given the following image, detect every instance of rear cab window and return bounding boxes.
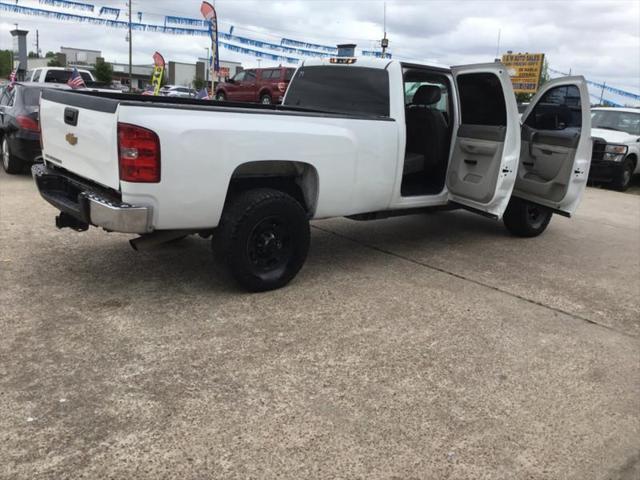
[283,65,390,117]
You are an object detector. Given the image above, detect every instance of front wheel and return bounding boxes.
[503,197,553,238]
[213,188,310,292]
[612,158,635,191]
[215,91,226,101]
[1,137,23,174]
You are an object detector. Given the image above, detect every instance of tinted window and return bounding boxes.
[0,89,11,106]
[285,69,295,81]
[245,70,256,81]
[457,72,506,126]
[44,70,91,83]
[33,69,42,82]
[262,69,278,79]
[284,66,390,116]
[233,71,246,82]
[525,85,581,130]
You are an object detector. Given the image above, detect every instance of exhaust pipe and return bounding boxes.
[129,230,192,251]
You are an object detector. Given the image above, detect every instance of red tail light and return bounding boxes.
[277,82,287,93]
[16,115,40,132]
[118,123,161,183]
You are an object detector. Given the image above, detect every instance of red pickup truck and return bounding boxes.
[214,66,296,104]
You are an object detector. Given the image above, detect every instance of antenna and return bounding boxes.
[381,2,389,57]
[495,28,501,59]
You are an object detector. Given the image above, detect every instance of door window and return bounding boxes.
[525,85,581,130]
[457,73,507,126]
[244,71,257,82]
[262,69,278,79]
[232,71,246,83]
[32,69,42,82]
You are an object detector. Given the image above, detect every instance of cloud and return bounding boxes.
[1,0,638,91]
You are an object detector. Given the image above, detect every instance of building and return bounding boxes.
[60,46,101,66]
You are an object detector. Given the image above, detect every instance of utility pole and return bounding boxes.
[35,29,40,58]
[204,47,209,90]
[128,1,132,92]
[600,81,606,105]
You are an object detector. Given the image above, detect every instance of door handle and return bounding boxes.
[529,132,538,159]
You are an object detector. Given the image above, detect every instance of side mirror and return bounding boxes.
[227,78,235,84]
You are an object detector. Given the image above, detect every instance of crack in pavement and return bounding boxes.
[312,224,637,340]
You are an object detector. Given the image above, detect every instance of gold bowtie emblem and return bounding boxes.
[65,133,78,146]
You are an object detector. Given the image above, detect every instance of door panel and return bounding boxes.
[447,63,520,218]
[515,77,591,215]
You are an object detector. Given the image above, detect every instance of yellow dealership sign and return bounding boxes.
[501,53,545,94]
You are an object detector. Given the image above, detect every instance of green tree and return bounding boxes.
[45,51,56,58]
[94,59,113,83]
[515,92,533,103]
[28,51,39,59]
[0,49,12,77]
[192,76,205,91]
[47,57,63,67]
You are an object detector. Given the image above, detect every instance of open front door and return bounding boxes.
[446,63,520,218]
[515,77,591,216]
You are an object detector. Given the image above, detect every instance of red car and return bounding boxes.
[215,67,296,104]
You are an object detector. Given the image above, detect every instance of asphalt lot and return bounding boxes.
[1,169,639,480]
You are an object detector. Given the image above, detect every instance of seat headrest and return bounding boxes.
[412,85,442,105]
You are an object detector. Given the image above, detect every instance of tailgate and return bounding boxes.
[40,90,120,190]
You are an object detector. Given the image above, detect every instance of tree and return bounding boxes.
[45,51,56,58]
[0,50,12,77]
[515,92,533,103]
[192,76,205,91]
[94,59,113,83]
[47,57,63,67]
[28,51,39,59]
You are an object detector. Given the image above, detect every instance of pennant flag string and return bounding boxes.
[98,6,120,19]
[38,0,94,12]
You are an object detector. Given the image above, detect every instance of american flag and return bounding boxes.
[196,88,210,100]
[67,67,86,89]
[8,68,17,85]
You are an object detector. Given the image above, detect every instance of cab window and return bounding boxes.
[232,71,246,82]
[32,69,42,82]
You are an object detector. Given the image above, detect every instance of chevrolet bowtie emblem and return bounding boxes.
[65,133,78,146]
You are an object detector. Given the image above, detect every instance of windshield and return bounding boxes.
[591,110,640,135]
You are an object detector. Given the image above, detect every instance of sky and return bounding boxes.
[1,0,639,94]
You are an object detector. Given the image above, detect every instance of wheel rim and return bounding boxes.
[246,216,292,281]
[261,96,271,104]
[2,139,9,171]
[526,204,546,229]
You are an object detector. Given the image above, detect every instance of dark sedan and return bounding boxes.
[0,83,70,174]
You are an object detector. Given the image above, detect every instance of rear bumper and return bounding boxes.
[32,163,153,234]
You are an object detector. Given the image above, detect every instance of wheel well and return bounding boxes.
[259,89,272,99]
[626,153,637,169]
[226,161,319,216]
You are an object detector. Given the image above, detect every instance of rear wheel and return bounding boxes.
[503,197,553,237]
[213,188,310,292]
[215,91,226,101]
[1,137,23,174]
[260,94,272,105]
[612,157,635,191]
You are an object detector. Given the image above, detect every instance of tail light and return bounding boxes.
[118,123,161,183]
[16,115,40,132]
[277,82,287,93]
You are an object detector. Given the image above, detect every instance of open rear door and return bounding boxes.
[514,77,591,216]
[446,63,520,218]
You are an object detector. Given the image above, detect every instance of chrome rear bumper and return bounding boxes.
[32,163,152,234]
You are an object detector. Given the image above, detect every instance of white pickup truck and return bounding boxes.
[34,57,592,291]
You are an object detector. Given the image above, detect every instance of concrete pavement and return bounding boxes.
[1,169,639,479]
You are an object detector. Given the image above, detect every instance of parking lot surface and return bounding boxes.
[1,170,639,479]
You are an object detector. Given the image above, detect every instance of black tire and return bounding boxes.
[503,197,553,238]
[260,94,272,105]
[1,137,23,174]
[612,157,635,191]
[213,188,310,292]
[215,91,226,101]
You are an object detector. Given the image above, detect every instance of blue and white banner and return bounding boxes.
[281,38,337,53]
[165,15,205,27]
[362,50,392,59]
[98,6,120,19]
[39,0,94,12]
